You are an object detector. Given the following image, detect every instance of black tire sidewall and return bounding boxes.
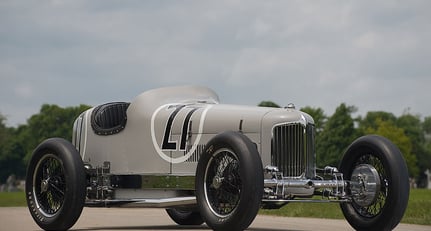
[166,208,204,225]
[339,135,409,231]
[196,131,263,231]
[26,138,86,231]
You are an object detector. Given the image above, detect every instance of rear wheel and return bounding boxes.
[196,131,263,231]
[166,208,204,225]
[26,138,86,231]
[339,135,409,231]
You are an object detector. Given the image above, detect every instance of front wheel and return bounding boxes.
[26,138,86,231]
[339,135,409,231]
[195,131,264,231]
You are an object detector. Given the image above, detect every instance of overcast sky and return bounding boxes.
[1,1,430,127]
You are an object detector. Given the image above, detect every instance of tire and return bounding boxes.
[166,208,204,225]
[195,131,264,231]
[26,138,86,231]
[339,135,410,231]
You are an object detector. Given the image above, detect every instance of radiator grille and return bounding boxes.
[271,123,315,178]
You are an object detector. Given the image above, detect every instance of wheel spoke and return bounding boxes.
[352,154,388,218]
[205,149,241,217]
[34,155,65,216]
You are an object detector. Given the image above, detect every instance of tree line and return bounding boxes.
[0,104,91,184]
[1,102,431,187]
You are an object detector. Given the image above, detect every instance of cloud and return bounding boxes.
[14,83,34,99]
[0,1,430,126]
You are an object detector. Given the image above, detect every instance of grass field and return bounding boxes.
[1,189,430,225]
[0,191,27,207]
[260,189,431,226]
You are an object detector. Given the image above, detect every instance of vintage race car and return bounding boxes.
[26,86,409,231]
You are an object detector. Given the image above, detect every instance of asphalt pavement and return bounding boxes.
[1,207,430,231]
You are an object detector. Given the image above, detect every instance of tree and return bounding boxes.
[424,116,431,182]
[0,114,29,183]
[22,104,91,162]
[365,118,418,177]
[316,103,358,168]
[300,106,327,135]
[396,114,430,182]
[258,101,280,108]
[0,114,19,183]
[0,129,27,183]
[397,114,424,144]
[358,111,397,134]
[423,116,431,134]
[0,104,91,183]
[0,114,7,144]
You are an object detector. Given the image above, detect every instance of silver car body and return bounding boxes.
[73,86,317,203]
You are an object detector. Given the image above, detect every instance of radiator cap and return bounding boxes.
[285,103,295,109]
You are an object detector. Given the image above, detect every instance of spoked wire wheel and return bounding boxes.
[204,148,241,218]
[26,138,86,231]
[196,131,263,231]
[33,154,66,217]
[339,135,409,231]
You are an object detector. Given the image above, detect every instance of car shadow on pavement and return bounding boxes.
[73,225,208,231]
[73,226,202,230]
[73,225,302,231]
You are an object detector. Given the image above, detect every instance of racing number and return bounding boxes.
[162,105,199,151]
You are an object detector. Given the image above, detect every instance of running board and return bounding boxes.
[85,196,197,208]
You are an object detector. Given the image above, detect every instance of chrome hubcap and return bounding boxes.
[350,164,381,207]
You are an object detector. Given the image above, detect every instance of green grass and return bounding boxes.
[260,189,431,226]
[402,189,431,225]
[0,191,26,207]
[260,198,344,219]
[1,189,430,226]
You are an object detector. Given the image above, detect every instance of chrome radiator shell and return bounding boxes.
[271,122,316,179]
